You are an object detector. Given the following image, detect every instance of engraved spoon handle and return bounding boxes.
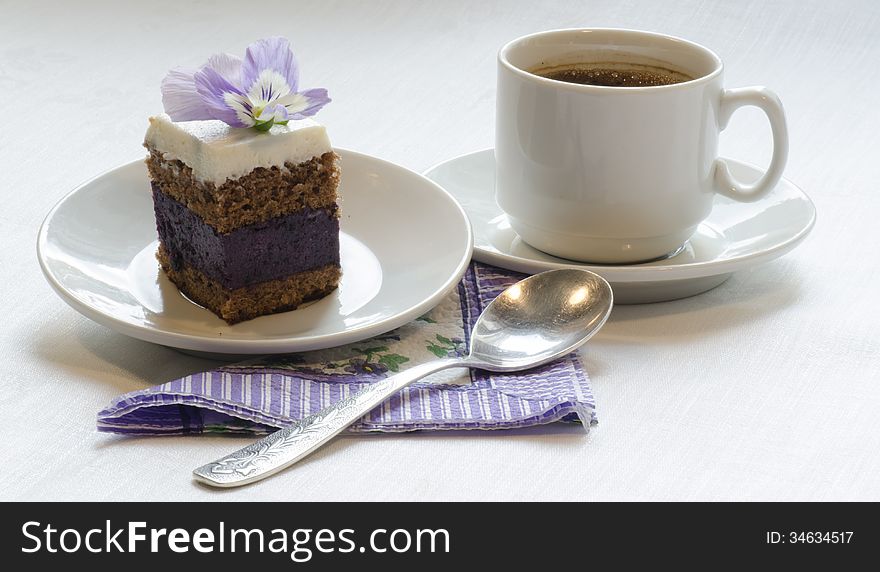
[193,358,463,488]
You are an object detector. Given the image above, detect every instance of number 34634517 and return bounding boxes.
[766,531,854,544]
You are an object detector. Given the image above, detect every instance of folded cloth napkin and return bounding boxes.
[98,263,597,435]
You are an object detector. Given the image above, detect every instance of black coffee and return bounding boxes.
[533,63,693,87]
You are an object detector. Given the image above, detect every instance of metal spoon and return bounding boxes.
[193,268,613,488]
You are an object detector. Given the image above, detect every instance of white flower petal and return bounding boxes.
[274,91,310,114]
[223,92,256,127]
[247,69,292,107]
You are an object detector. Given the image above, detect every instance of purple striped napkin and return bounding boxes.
[98,263,597,435]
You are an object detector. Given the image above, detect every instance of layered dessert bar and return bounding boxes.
[144,114,340,324]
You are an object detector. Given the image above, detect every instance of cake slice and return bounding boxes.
[144,113,341,324]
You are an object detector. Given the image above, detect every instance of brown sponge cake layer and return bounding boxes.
[146,150,340,233]
[158,245,341,325]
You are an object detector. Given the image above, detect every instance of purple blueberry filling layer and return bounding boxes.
[152,183,339,290]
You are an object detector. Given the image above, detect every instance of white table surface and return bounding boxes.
[2,0,879,502]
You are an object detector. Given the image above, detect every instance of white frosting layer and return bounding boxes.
[144,113,332,185]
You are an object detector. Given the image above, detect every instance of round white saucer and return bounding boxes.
[425,149,815,303]
[38,149,473,354]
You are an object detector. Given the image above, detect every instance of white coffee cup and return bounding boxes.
[495,28,788,263]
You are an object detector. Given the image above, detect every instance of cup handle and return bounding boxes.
[714,87,789,202]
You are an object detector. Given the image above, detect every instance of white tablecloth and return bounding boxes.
[2,0,878,501]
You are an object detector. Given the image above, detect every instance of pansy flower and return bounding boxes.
[161,37,330,131]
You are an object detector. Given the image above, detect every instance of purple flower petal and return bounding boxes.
[161,67,214,121]
[273,104,290,122]
[241,37,299,95]
[204,52,243,88]
[258,103,290,124]
[286,88,331,119]
[194,67,252,128]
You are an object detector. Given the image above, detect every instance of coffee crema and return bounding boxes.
[532,63,693,87]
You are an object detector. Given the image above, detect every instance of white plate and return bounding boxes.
[38,149,473,355]
[425,149,815,303]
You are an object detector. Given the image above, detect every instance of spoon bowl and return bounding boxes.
[469,269,613,371]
